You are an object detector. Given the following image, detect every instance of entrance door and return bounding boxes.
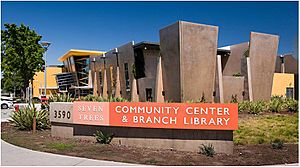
[146,88,153,102]
[286,87,294,99]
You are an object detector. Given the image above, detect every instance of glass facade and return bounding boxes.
[99,70,103,92]
[124,63,130,91]
[74,56,90,86]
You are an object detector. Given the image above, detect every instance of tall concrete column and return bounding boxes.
[247,57,253,101]
[93,70,98,96]
[102,69,108,98]
[281,63,285,73]
[155,56,164,102]
[217,55,224,103]
[131,78,139,102]
[114,66,121,98]
[281,57,285,73]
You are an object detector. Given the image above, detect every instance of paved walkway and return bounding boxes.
[1,140,137,166]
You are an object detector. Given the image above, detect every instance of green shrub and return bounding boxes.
[230,94,238,103]
[80,95,128,102]
[9,103,50,130]
[49,93,74,102]
[268,98,284,113]
[80,94,99,101]
[248,101,266,114]
[238,101,251,113]
[233,72,242,77]
[186,93,207,103]
[199,93,206,103]
[286,98,298,112]
[32,97,41,103]
[94,130,114,144]
[199,144,215,157]
[271,139,284,149]
[107,96,128,102]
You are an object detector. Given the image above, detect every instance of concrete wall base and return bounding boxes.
[112,137,233,154]
[72,135,233,154]
[51,125,74,138]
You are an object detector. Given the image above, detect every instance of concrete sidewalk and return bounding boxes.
[1,140,137,166]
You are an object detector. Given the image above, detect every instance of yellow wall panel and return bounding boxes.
[271,73,294,97]
[32,66,62,97]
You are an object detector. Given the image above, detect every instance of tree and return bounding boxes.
[1,23,45,98]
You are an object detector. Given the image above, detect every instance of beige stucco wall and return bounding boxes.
[249,32,279,101]
[180,21,218,102]
[221,42,249,76]
[117,42,135,100]
[160,22,181,102]
[137,49,160,102]
[160,21,218,102]
[223,76,245,103]
[93,42,135,100]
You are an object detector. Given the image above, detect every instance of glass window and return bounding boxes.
[99,70,103,92]
[286,87,294,99]
[124,63,130,91]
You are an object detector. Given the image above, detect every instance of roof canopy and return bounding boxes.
[58,49,105,62]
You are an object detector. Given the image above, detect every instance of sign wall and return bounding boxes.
[68,102,238,130]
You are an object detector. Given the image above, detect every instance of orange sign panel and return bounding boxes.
[73,102,238,130]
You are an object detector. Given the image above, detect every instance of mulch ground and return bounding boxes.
[1,122,298,166]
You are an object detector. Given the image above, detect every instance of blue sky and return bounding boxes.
[1,1,298,65]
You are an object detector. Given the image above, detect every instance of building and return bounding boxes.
[272,54,298,99]
[32,65,63,98]
[57,20,298,102]
[57,49,105,97]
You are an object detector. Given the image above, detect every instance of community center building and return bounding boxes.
[34,21,297,103]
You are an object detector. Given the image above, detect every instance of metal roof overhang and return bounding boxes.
[58,49,105,62]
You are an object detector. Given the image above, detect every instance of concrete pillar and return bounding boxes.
[131,78,139,102]
[217,55,224,103]
[281,63,285,73]
[247,57,253,101]
[102,69,108,98]
[93,71,98,96]
[114,67,121,98]
[155,56,164,102]
[88,70,92,88]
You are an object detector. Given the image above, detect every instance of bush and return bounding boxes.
[94,130,114,144]
[230,94,238,103]
[80,94,100,101]
[268,97,284,113]
[49,93,74,102]
[248,101,266,114]
[9,103,50,130]
[233,72,242,77]
[286,98,298,112]
[107,96,128,102]
[186,93,207,103]
[80,95,128,102]
[238,101,251,113]
[271,139,284,149]
[32,97,41,103]
[199,144,215,157]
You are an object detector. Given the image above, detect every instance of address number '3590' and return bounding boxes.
[53,110,71,119]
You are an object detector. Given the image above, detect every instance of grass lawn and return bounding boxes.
[234,113,298,145]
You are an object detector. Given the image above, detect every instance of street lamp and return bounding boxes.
[40,41,51,96]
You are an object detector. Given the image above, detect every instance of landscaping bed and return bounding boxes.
[1,113,298,166]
